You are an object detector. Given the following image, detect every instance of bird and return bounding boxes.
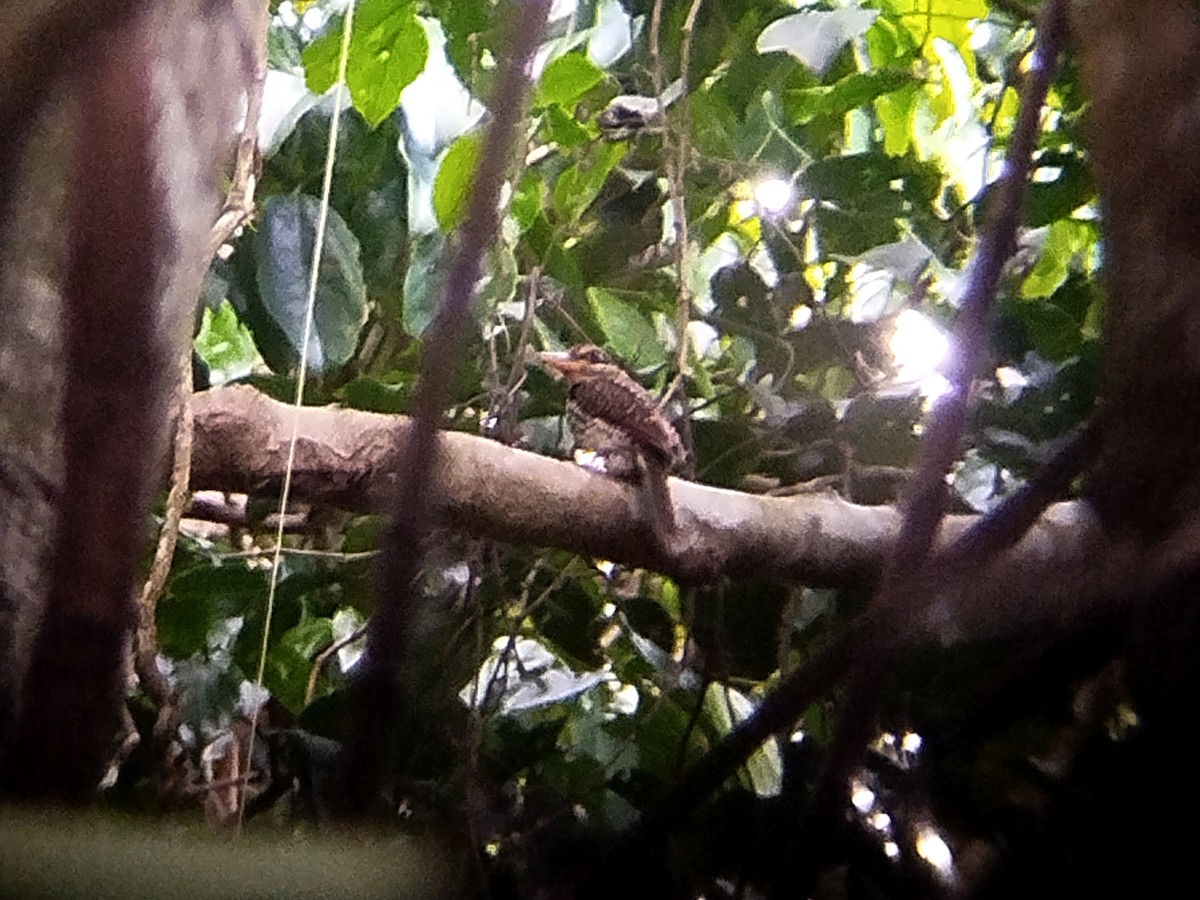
[538,345,686,536]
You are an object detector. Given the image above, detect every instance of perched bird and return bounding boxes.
[538,345,686,535]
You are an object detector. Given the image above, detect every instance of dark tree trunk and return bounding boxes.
[0,0,252,799]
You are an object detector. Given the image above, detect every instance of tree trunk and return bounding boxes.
[0,0,252,799]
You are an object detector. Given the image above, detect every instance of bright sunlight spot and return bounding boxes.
[851,782,876,813]
[731,198,758,222]
[969,21,993,51]
[300,4,325,32]
[915,825,954,875]
[889,310,951,399]
[754,177,794,216]
[610,682,639,715]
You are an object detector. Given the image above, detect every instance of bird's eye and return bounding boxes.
[574,346,612,365]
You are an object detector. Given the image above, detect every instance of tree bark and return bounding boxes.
[0,0,252,798]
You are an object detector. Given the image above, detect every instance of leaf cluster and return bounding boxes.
[166,0,1118,894]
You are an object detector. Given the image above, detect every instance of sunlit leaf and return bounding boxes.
[303,0,428,127]
[537,53,606,109]
[757,8,879,75]
[1021,219,1091,300]
[880,0,988,63]
[194,301,262,386]
[433,132,483,233]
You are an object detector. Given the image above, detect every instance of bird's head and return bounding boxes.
[536,344,617,381]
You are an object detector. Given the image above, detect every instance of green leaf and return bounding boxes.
[1021,219,1092,300]
[159,565,269,658]
[194,300,262,385]
[1018,301,1080,362]
[433,132,483,233]
[802,152,941,254]
[880,0,988,59]
[302,0,428,127]
[703,684,782,798]
[1024,157,1095,228]
[476,239,519,323]
[784,69,915,125]
[304,15,347,94]
[266,617,335,714]
[586,287,666,368]
[875,83,919,157]
[552,141,627,225]
[338,373,413,414]
[402,230,445,337]
[402,231,515,339]
[539,103,594,149]
[536,53,605,109]
[511,171,548,231]
[254,194,368,371]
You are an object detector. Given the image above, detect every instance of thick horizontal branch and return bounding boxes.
[191,386,1115,637]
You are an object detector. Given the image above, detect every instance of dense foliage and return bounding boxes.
[140,0,1125,893]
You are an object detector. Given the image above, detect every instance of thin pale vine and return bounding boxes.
[133,346,193,712]
[237,0,356,831]
[305,621,369,707]
[206,0,270,261]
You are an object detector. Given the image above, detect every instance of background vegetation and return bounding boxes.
[90,0,1175,895]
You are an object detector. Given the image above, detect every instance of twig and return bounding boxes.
[133,346,194,711]
[207,0,270,260]
[671,0,704,377]
[305,622,368,707]
[650,0,705,377]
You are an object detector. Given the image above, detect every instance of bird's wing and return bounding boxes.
[568,374,684,466]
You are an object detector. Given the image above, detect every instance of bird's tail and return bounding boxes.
[638,454,676,538]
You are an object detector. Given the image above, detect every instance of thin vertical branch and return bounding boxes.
[789,1,1071,891]
[207,0,270,260]
[335,0,554,815]
[133,348,193,711]
[649,0,705,377]
[670,0,704,377]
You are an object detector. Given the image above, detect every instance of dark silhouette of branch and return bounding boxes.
[582,0,1073,886]
[791,1,1072,889]
[935,423,1099,569]
[334,0,554,815]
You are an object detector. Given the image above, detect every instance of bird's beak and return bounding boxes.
[536,350,577,378]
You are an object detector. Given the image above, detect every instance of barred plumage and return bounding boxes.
[539,345,685,534]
